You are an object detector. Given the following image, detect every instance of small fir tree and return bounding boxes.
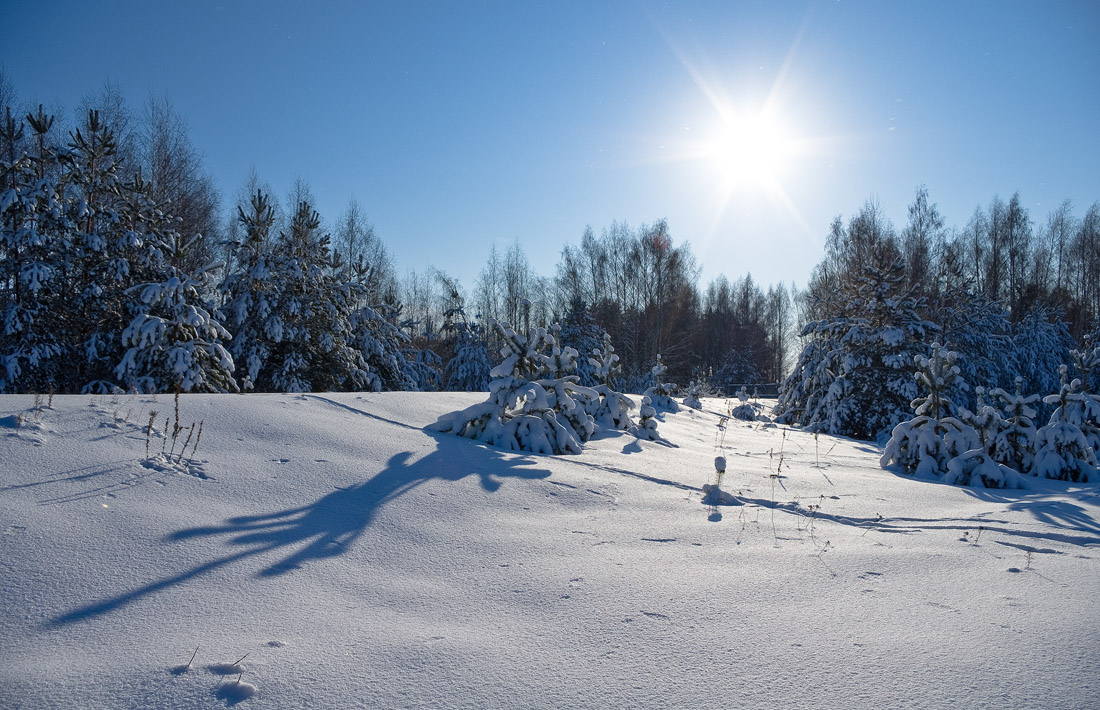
[988,377,1040,475]
[880,344,979,477]
[644,354,679,412]
[431,320,597,455]
[1033,366,1097,482]
[585,333,635,430]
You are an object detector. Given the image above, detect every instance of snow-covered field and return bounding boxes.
[2,392,1098,709]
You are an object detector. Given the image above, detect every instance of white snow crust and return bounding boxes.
[1,392,1098,709]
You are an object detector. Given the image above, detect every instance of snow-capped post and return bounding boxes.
[430,319,597,455]
[702,454,738,507]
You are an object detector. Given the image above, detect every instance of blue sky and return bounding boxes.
[4,1,1098,292]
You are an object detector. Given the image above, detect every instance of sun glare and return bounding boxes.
[706,110,791,191]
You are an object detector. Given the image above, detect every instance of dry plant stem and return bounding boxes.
[190,421,204,460]
[233,652,249,666]
[177,423,196,464]
[145,411,158,459]
[770,474,779,545]
[186,647,198,670]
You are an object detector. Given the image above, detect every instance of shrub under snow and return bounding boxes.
[430,321,598,455]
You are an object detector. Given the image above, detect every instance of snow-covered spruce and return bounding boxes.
[987,378,1040,475]
[1033,366,1097,482]
[116,271,238,393]
[629,396,661,441]
[880,344,980,479]
[942,388,1022,488]
[1013,306,1074,419]
[1070,342,1100,454]
[442,313,491,392]
[430,320,598,455]
[729,386,766,421]
[0,107,68,393]
[643,354,679,412]
[585,334,635,430]
[403,345,443,392]
[777,257,936,441]
[682,380,703,410]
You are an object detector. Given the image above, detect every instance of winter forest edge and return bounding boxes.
[2,80,1100,487]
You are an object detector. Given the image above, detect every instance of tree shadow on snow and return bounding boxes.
[726,490,1100,548]
[49,433,549,627]
[963,487,1100,538]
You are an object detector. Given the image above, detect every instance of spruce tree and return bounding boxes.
[778,257,937,440]
[220,190,280,391]
[114,174,237,393]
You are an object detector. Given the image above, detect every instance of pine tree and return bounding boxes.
[266,200,368,392]
[988,377,1041,475]
[1013,306,1073,417]
[644,354,679,412]
[58,110,141,392]
[937,292,1014,410]
[0,106,67,391]
[220,190,280,391]
[1070,340,1100,454]
[558,300,604,387]
[431,320,597,455]
[1033,365,1097,482]
[443,316,491,392]
[682,380,703,410]
[778,257,938,440]
[586,332,635,430]
[403,345,443,392]
[114,173,237,393]
[880,344,979,477]
[349,302,413,391]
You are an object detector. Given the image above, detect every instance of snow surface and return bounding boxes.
[1,392,1098,709]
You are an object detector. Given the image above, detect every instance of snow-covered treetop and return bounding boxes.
[911,343,967,420]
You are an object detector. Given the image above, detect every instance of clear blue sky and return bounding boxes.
[4,1,1098,292]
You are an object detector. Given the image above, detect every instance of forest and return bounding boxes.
[1,81,1098,442]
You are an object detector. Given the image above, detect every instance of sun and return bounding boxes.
[704,109,792,192]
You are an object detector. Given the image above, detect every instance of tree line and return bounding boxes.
[1,79,1097,404]
[779,188,1099,440]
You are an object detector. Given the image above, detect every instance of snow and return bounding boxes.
[2,392,1099,709]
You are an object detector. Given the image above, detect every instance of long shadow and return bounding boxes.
[964,487,1100,538]
[50,433,549,627]
[558,455,1100,548]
